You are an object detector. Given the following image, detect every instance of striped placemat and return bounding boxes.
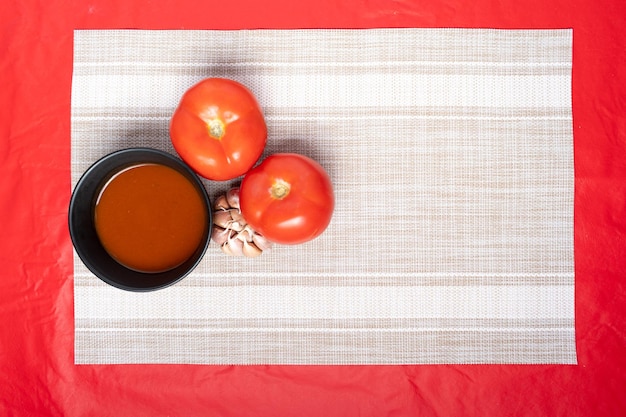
[71,28,575,364]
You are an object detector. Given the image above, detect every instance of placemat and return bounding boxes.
[71,28,575,364]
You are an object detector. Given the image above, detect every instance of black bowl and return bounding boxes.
[68,148,212,292]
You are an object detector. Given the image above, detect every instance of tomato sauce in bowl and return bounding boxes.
[69,148,212,291]
[94,163,208,273]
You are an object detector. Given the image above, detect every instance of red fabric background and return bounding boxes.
[1,0,625,415]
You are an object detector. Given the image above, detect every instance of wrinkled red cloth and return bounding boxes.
[1,0,624,416]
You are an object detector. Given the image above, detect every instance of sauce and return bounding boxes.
[94,163,207,273]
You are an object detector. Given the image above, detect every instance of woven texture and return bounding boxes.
[71,29,575,364]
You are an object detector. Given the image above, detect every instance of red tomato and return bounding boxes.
[239,153,335,245]
[169,78,267,181]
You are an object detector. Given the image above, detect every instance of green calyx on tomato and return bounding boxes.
[170,78,267,181]
[239,153,335,245]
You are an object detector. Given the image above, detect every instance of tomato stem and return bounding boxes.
[207,119,225,140]
[270,179,291,200]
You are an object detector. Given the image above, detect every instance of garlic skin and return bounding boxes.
[211,187,273,257]
[213,194,229,211]
[242,239,263,258]
[252,233,273,251]
[211,226,233,246]
[225,188,240,209]
[222,236,244,256]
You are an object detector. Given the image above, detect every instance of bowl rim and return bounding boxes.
[68,147,212,292]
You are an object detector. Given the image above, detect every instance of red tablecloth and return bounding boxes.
[1,0,624,415]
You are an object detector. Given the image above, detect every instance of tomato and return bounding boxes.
[239,153,335,245]
[169,78,267,181]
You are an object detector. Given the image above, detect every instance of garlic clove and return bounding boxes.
[242,240,263,258]
[226,188,240,209]
[228,210,246,232]
[252,233,273,251]
[228,220,245,233]
[213,210,234,229]
[230,208,245,223]
[211,226,232,246]
[214,194,229,211]
[222,237,244,256]
[221,242,233,256]
[237,227,254,242]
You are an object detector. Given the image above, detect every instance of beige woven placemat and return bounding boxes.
[71,28,575,364]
